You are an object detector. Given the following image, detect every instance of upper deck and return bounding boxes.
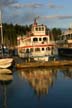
[32,19,46,36]
[17,19,55,47]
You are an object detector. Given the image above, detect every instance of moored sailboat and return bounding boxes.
[0,10,13,68]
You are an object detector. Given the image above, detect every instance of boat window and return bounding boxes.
[35,48,40,51]
[43,37,47,41]
[35,27,38,31]
[68,34,70,39]
[39,38,41,41]
[33,38,38,42]
[52,46,54,49]
[42,42,44,44]
[70,34,71,39]
[19,49,24,53]
[71,34,72,39]
[39,27,41,31]
[26,49,30,53]
[30,48,33,52]
[42,48,44,51]
[65,35,68,39]
[47,47,50,50]
[42,27,44,31]
[46,47,48,50]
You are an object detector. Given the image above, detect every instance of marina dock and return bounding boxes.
[16,60,72,69]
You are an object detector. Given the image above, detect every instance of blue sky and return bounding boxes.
[0,0,72,28]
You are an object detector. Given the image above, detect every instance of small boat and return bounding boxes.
[0,10,13,68]
[0,58,13,69]
[0,68,12,74]
[17,18,58,61]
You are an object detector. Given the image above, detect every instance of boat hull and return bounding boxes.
[58,48,72,58]
[18,48,58,62]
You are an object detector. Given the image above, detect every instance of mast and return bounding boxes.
[0,10,3,45]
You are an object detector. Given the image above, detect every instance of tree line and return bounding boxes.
[0,23,62,47]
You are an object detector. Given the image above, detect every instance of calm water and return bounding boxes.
[0,67,72,108]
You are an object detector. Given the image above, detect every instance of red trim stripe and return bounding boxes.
[17,44,56,48]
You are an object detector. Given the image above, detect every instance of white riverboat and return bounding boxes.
[17,19,58,61]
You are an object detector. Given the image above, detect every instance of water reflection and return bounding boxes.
[60,67,72,79]
[0,67,72,108]
[0,69,13,108]
[18,68,58,96]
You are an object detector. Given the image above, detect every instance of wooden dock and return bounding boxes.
[16,60,72,69]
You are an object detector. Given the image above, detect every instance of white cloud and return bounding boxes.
[40,15,72,20]
[10,2,63,9]
[11,3,43,8]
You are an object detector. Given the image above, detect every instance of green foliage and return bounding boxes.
[51,28,62,40]
[1,23,31,47]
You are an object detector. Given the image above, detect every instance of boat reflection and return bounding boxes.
[60,67,72,79]
[0,69,13,108]
[18,68,57,96]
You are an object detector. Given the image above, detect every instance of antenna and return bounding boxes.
[0,10,3,45]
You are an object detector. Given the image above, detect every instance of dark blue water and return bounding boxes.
[0,67,72,108]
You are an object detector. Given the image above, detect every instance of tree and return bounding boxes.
[51,28,62,41]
